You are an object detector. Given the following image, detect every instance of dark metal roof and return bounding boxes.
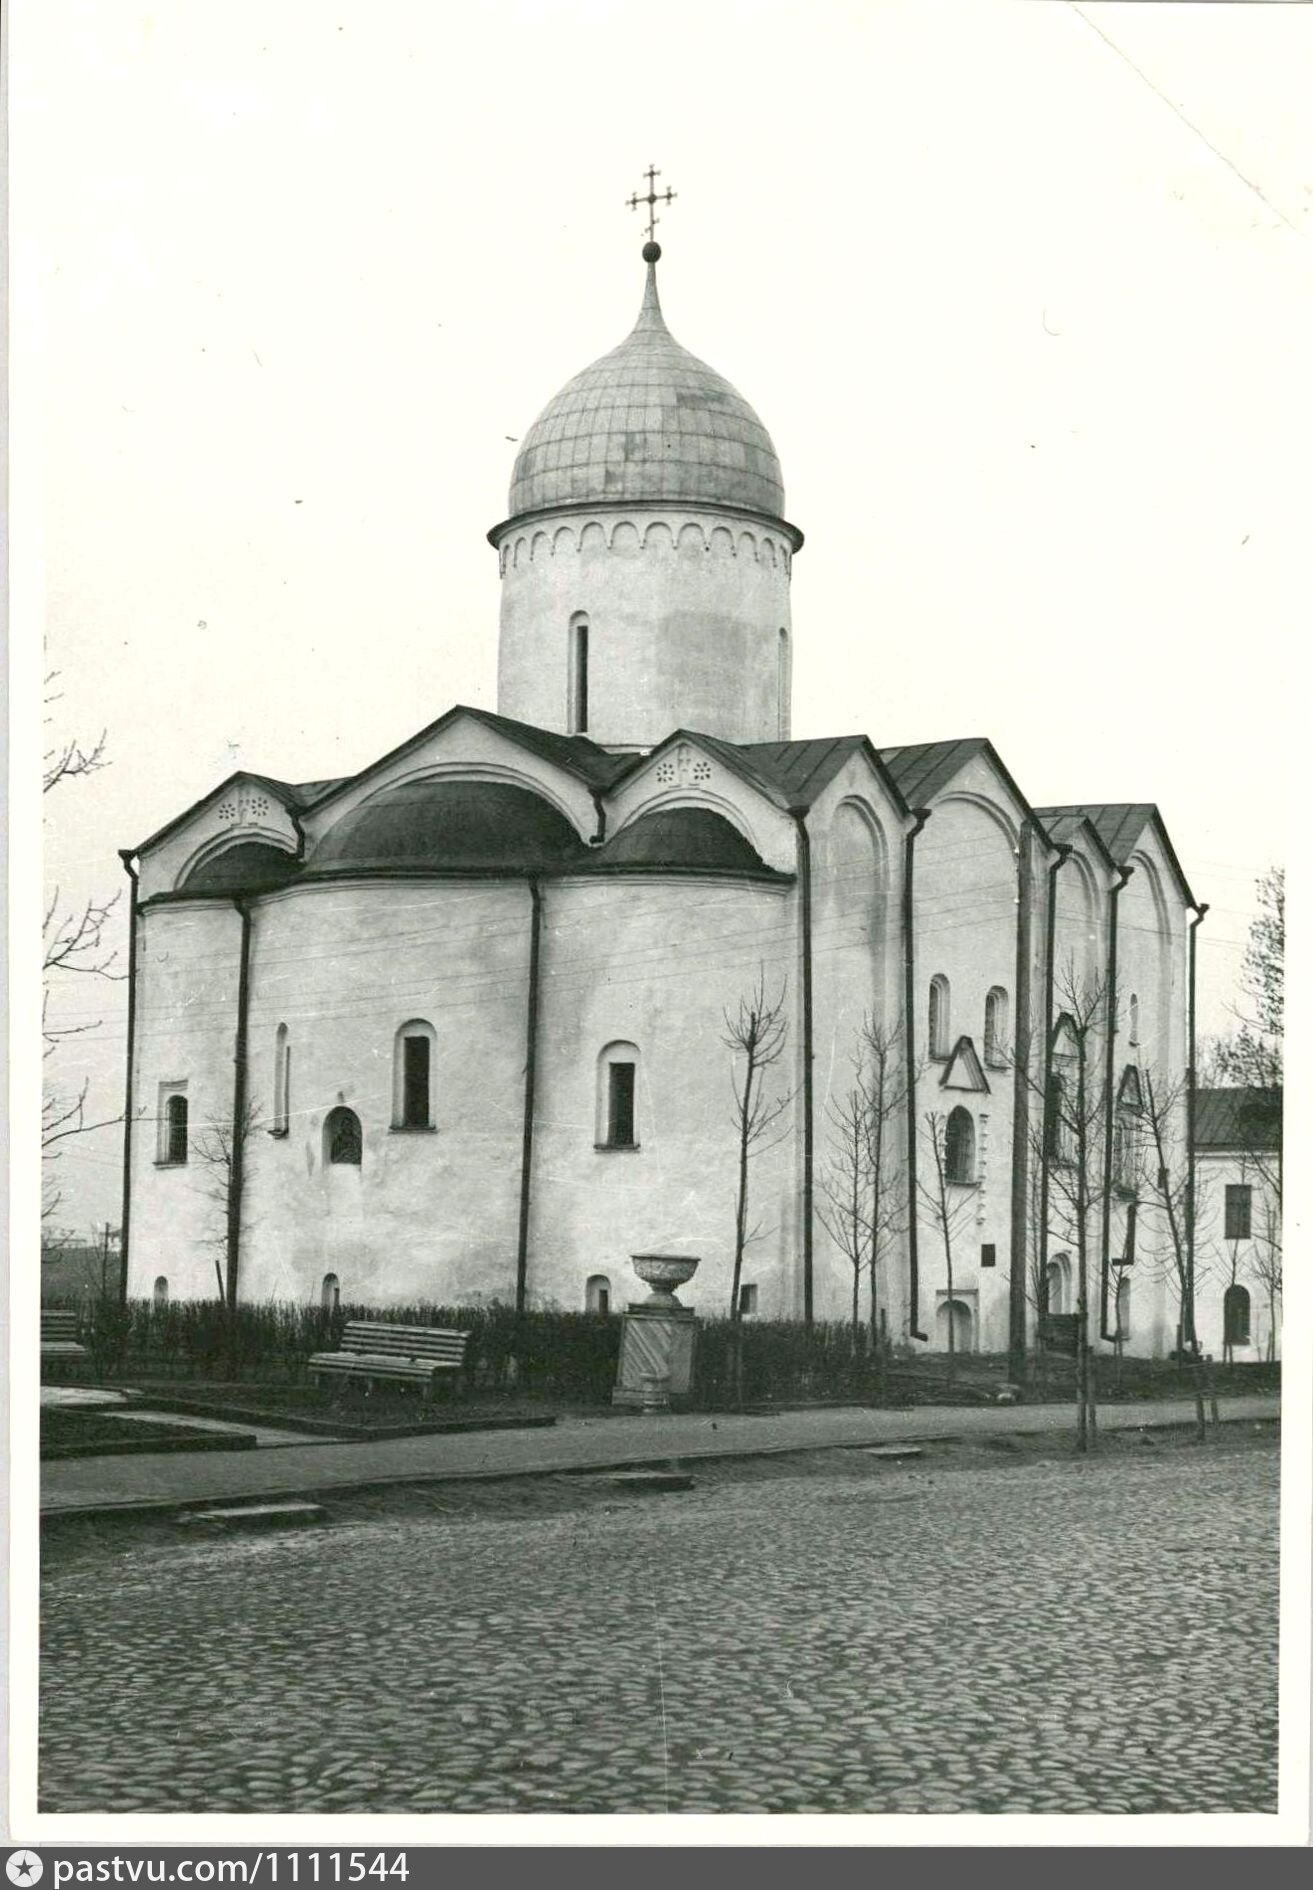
[306,780,590,876]
[182,842,300,896]
[735,736,882,810]
[879,738,990,806]
[300,705,627,817]
[1194,1087,1282,1152]
[587,808,786,878]
[878,737,1036,828]
[1031,808,1117,872]
[1035,803,1195,905]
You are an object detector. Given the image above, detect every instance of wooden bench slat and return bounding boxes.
[308,1322,469,1399]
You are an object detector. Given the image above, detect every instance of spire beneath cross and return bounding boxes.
[627,165,676,250]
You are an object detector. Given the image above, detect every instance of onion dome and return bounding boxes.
[508,246,785,521]
[182,842,299,895]
[308,781,588,875]
[588,807,778,876]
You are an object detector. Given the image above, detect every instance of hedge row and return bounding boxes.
[49,1297,886,1407]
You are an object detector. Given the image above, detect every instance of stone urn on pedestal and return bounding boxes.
[612,1254,701,1411]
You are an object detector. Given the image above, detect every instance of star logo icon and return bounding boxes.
[6,1854,43,1886]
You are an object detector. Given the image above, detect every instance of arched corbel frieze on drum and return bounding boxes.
[497,513,789,567]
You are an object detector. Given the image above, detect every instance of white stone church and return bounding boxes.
[121,234,1207,1362]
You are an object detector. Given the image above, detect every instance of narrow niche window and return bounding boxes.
[1128,993,1140,1048]
[157,1085,189,1166]
[597,1041,640,1149]
[324,1106,362,1167]
[569,612,590,735]
[928,975,950,1058]
[272,1023,291,1136]
[393,1020,436,1130]
[945,1106,975,1184]
[984,987,1008,1067]
[321,1272,340,1311]
[585,1274,611,1315]
[777,628,790,741]
[739,1283,759,1318]
[152,1276,169,1310]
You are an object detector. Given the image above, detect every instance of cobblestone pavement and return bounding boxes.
[40,1443,1278,1816]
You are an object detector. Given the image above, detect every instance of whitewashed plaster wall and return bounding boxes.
[909,778,1023,1354]
[1192,1150,1281,1362]
[127,901,244,1299]
[495,510,794,748]
[526,872,801,1318]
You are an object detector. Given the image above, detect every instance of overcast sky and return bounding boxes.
[23,0,1309,1236]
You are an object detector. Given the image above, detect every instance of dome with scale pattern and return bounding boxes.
[506,252,786,523]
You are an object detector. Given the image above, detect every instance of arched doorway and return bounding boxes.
[936,1297,973,1354]
[1045,1254,1071,1317]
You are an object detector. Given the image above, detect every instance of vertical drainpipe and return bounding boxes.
[225,897,253,1317]
[1038,844,1073,1328]
[902,809,931,1341]
[1007,819,1036,1383]
[116,851,140,1309]
[1099,866,1133,1341]
[1185,902,1209,1352]
[515,878,544,1317]
[789,812,815,1328]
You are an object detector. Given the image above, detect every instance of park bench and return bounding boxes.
[41,1309,90,1375]
[307,1320,470,1399]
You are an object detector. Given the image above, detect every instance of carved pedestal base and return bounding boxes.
[612,1303,698,1409]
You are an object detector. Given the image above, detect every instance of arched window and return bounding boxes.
[1114,1066,1142,1190]
[393,1020,436,1129]
[273,1024,290,1136]
[928,975,950,1058]
[152,1275,169,1310]
[1128,993,1140,1048]
[945,1106,975,1184]
[569,612,590,734]
[596,1041,640,1149]
[777,628,791,740]
[321,1272,340,1311]
[1223,1285,1251,1348]
[324,1106,362,1166]
[159,1090,189,1166]
[1045,1255,1070,1318]
[585,1274,611,1315]
[984,987,1008,1067]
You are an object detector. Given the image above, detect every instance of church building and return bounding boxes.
[120,224,1208,1363]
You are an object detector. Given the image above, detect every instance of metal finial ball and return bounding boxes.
[642,240,662,263]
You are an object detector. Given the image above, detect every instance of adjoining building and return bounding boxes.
[120,233,1210,1361]
[1191,1087,1283,1361]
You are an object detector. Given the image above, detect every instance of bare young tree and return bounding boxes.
[817,1016,911,1352]
[192,1101,262,1305]
[42,675,122,1216]
[1137,1064,1208,1441]
[918,1110,975,1392]
[722,970,792,1330]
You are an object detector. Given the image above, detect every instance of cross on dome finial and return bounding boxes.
[627,164,676,255]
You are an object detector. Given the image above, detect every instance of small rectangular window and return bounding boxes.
[1224,1183,1252,1241]
[739,1283,758,1317]
[980,1244,996,1268]
[607,1061,636,1147]
[402,1035,431,1128]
